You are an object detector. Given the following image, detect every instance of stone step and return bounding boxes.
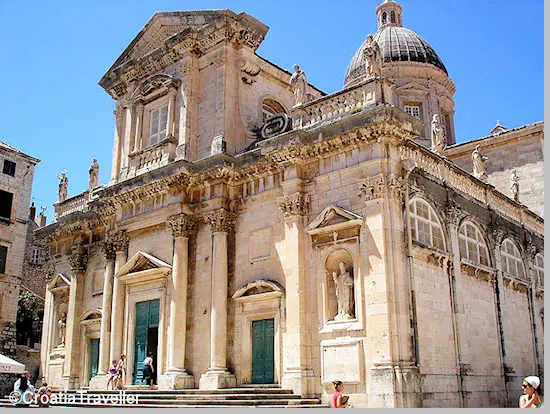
[59,387,294,394]
[50,398,321,406]
[52,393,303,400]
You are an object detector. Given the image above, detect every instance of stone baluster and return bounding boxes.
[199,209,237,389]
[161,213,197,389]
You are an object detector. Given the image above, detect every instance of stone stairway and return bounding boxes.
[1,385,327,408]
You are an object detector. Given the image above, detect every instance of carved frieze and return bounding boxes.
[277,193,310,217]
[206,209,237,233]
[167,213,198,238]
[502,275,530,294]
[358,173,405,201]
[460,262,495,284]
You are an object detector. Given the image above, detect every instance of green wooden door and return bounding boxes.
[133,299,160,384]
[89,338,100,381]
[252,318,275,384]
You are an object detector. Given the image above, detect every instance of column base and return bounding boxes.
[89,374,109,390]
[59,375,80,391]
[199,369,236,390]
[158,370,195,389]
[369,363,422,408]
[281,368,316,397]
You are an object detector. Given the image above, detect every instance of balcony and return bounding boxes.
[125,135,177,180]
[291,78,392,130]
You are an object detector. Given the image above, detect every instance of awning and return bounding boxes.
[0,354,25,374]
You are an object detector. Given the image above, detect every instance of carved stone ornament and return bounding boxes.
[503,276,530,294]
[358,173,405,201]
[101,238,117,261]
[68,244,88,273]
[277,193,310,217]
[167,214,198,238]
[206,209,237,233]
[240,60,261,84]
[260,113,292,140]
[108,230,130,253]
[444,200,465,227]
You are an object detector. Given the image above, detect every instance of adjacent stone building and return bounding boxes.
[37,1,543,407]
[0,141,39,392]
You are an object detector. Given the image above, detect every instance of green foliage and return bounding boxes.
[17,289,44,323]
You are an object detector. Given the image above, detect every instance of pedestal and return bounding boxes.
[199,370,236,390]
[158,370,195,389]
[88,374,109,390]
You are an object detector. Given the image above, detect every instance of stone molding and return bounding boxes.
[460,261,495,285]
[68,244,88,273]
[167,213,198,238]
[359,173,405,201]
[277,193,310,217]
[502,275,530,294]
[399,141,543,236]
[205,209,237,233]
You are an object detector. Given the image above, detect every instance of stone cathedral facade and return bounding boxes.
[38,1,544,408]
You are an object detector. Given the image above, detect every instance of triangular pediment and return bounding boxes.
[307,205,363,232]
[116,251,171,277]
[48,273,70,290]
[232,279,283,300]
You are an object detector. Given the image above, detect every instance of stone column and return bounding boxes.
[199,209,237,389]
[40,282,55,381]
[111,104,124,183]
[89,239,116,389]
[277,192,315,396]
[167,88,178,139]
[62,244,88,389]
[159,214,197,389]
[359,171,420,407]
[135,103,144,151]
[109,231,129,366]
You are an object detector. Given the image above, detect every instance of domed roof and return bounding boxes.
[344,1,448,87]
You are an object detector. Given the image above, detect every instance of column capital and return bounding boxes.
[168,213,198,238]
[101,239,117,261]
[68,244,88,273]
[444,200,465,228]
[206,209,237,233]
[107,230,130,253]
[358,173,406,202]
[277,192,310,217]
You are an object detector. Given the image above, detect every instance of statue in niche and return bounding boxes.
[364,35,382,79]
[57,312,67,346]
[510,169,520,202]
[331,261,354,320]
[88,158,99,189]
[431,114,446,154]
[472,145,488,180]
[57,172,68,202]
[289,64,308,107]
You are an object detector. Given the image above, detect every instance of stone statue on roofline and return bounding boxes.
[431,114,446,154]
[289,64,308,107]
[57,172,68,202]
[364,34,382,79]
[89,158,99,189]
[472,145,488,181]
[510,169,520,202]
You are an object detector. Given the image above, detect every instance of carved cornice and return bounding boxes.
[358,173,405,201]
[206,209,237,233]
[399,141,544,237]
[167,213,198,238]
[460,261,495,285]
[68,244,88,273]
[277,193,310,217]
[264,119,416,168]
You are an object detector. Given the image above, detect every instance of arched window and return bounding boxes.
[408,198,445,251]
[262,99,286,122]
[534,253,544,287]
[390,11,396,23]
[382,12,387,24]
[501,239,526,280]
[458,221,490,267]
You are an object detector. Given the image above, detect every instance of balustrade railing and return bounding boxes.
[292,78,391,129]
[54,190,90,219]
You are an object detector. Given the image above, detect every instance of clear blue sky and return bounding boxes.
[0,0,543,222]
